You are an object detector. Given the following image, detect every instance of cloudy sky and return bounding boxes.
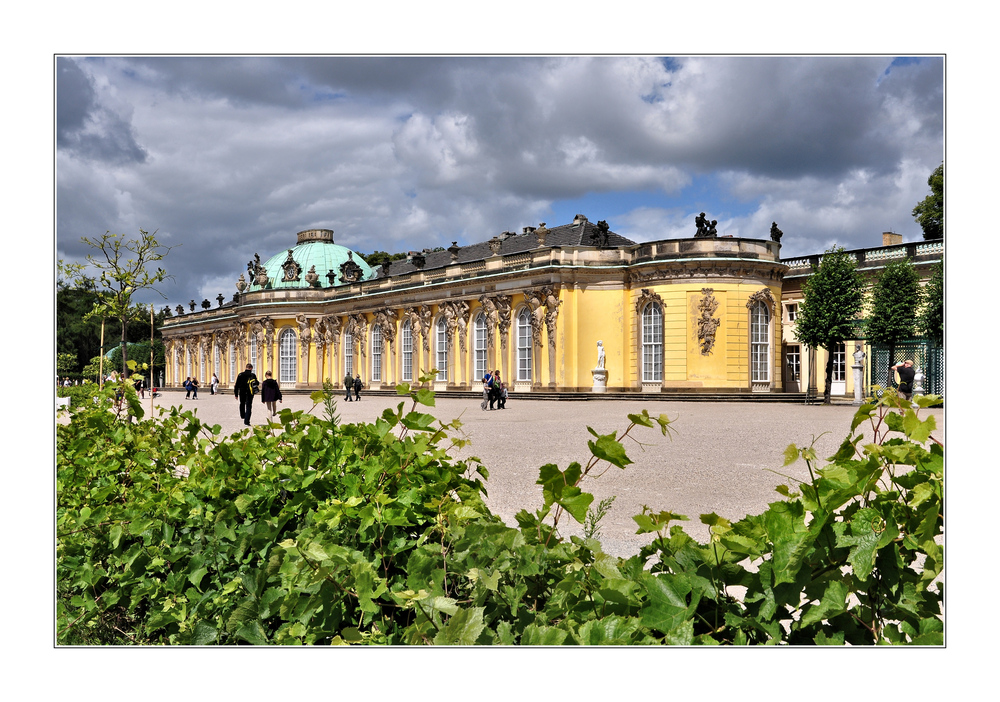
[55,55,943,311]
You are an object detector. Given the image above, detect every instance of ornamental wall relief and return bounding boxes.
[697,288,721,355]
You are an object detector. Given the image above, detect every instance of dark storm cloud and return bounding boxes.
[55,56,943,310]
[57,57,147,165]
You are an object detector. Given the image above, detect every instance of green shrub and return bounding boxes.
[56,376,942,645]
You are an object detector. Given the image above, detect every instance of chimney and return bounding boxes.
[882,231,903,247]
[572,214,588,225]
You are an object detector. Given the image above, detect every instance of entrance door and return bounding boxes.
[831,342,846,395]
[784,344,801,392]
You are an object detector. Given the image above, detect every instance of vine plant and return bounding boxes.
[57,373,942,645]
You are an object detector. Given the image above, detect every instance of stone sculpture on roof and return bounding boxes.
[695,213,718,238]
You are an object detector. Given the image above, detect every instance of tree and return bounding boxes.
[73,229,173,375]
[919,262,944,345]
[863,257,923,367]
[912,163,943,241]
[794,247,865,404]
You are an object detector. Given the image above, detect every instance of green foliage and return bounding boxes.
[57,352,78,375]
[57,380,942,645]
[919,262,944,345]
[107,340,166,377]
[69,229,173,374]
[863,257,923,359]
[912,163,943,241]
[795,247,865,403]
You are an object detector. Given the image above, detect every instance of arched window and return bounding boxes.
[229,341,236,381]
[344,333,354,378]
[249,335,257,372]
[199,348,206,382]
[214,343,221,377]
[474,313,487,380]
[436,317,448,381]
[185,347,191,379]
[750,301,771,383]
[641,303,663,382]
[279,329,297,384]
[401,320,413,381]
[371,325,383,382]
[517,308,532,382]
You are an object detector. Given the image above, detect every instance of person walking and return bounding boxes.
[261,370,282,417]
[134,376,145,399]
[481,369,494,410]
[184,376,193,399]
[353,374,363,401]
[344,372,354,401]
[234,363,258,426]
[211,372,219,395]
[191,377,199,399]
[489,369,502,410]
[498,382,508,409]
[890,359,916,401]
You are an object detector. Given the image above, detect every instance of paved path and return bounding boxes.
[80,389,945,558]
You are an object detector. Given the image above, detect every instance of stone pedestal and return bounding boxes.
[852,363,864,405]
[913,366,925,396]
[591,368,608,393]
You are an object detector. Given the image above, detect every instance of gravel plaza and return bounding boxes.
[103,389,944,559]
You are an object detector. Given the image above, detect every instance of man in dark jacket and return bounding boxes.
[234,363,258,426]
[344,372,353,401]
[890,359,916,401]
[353,374,362,401]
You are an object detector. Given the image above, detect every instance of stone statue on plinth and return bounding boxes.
[852,343,865,405]
[591,340,608,392]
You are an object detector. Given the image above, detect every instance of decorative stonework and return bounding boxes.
[353,313,369,357]
[535,223,548,246]
[541,286,561,348]
[634,288,664,315]
[697,288,721,355]
[373,308,398,352]
[304,265,319,287]
[454,300,470,353]
[524,289,545,348]
[495,295,512,350]
[477,295,497,349]
[296,314,311,360]
[281,250,302,282]
[419,306,432,352]
[236,273,248,293]
[745,287,777,316]
[339,251,364,284]
[487,237,502,256]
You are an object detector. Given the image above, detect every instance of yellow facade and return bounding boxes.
[161,221,797,396]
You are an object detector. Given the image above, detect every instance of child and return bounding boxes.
[498,382,508,409]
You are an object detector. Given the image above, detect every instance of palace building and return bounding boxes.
[159,215,943,399]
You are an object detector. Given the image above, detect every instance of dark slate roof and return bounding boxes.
[379,218,635,277]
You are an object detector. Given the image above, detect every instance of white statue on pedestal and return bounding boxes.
[597,340,605,369]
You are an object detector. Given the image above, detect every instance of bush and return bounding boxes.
[56,377,942,645]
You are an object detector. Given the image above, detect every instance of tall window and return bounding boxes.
[750,301,771,383]
[199,350,206,381]
[344,333,353,378]
[436,317,448,381]
[474,313,488,380]
[517,308,532,382]
[279,329,297,384]
[832,341,846,382]
[401,320,413,381]
[249,335,257,371]
[229,342,236,381]
[185,350,191,379]
[214,344,221,377]
[371,326,382,382]
[641,303,663,382]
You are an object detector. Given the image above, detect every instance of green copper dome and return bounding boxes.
[246,229,374,291]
